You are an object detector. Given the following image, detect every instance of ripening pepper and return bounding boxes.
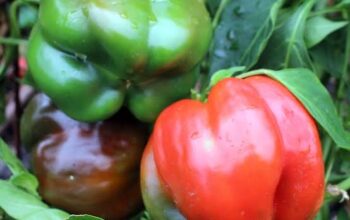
[21,94,149,220]
[141,76,325,220]
[26,0,212,122]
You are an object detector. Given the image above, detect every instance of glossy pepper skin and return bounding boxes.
[21,94,148,220]
[27,0,212,122]
[141,76,325,220]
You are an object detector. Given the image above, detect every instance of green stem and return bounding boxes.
[0,37,27,46]
[0,0,37,76]
[325,148,336,183]
[337,12,350,99]
[322,136,332,162]
[212,0,229,29]
[10,0,23,38]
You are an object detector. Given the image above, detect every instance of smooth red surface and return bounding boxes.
[146,76,324,219]
[246,76,324,219]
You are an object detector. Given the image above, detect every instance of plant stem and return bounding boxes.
[337,12,350,100]
[0,0,21,77]
[0,37,26,46]
[212,0,229,29]
[325,147,336,183]
[322,136,332,162]
[4,0,34,158]
[10,1,22,39]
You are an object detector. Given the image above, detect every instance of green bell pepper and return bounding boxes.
[27,0,212,122]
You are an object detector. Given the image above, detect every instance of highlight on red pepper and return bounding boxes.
[20,94,149,220]
[141,75,325,219]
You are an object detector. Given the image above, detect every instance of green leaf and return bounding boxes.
[310,43,344,78]
[208,0,284,73]
[0,180,69,220]
[314,0,328,9]
[10,173,39,197]
[239,68,350,150]
[305,16,348,48]
[257,0,315,70]
[309,27,347,78]
[0,139,38,195]
[66,215,103,220]
[336,208,349,220]
[339,0,350,8]
[209,66,245,88]
[0,139,26,176]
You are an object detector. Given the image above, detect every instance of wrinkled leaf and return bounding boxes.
[239,68,350,150]
[305,16,348,48]
[0,139,38,195]
[257,0,315,70]
[0,180,69,220]
[208,0,283,73]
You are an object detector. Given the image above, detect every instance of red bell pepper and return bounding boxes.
[141,76,324,219]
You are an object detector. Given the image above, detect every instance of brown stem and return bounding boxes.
[0,85,34,139]
[11,59,21,158]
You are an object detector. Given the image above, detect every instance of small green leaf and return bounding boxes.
[0,139,26,176]
[239,68,350,150]
[209,66,245,88]
[66,215,103,220]
[0,139,38,195]
[257,0,315,70]
[0,180,69,220]
[305,16,348,48]
[10,173,39,197]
